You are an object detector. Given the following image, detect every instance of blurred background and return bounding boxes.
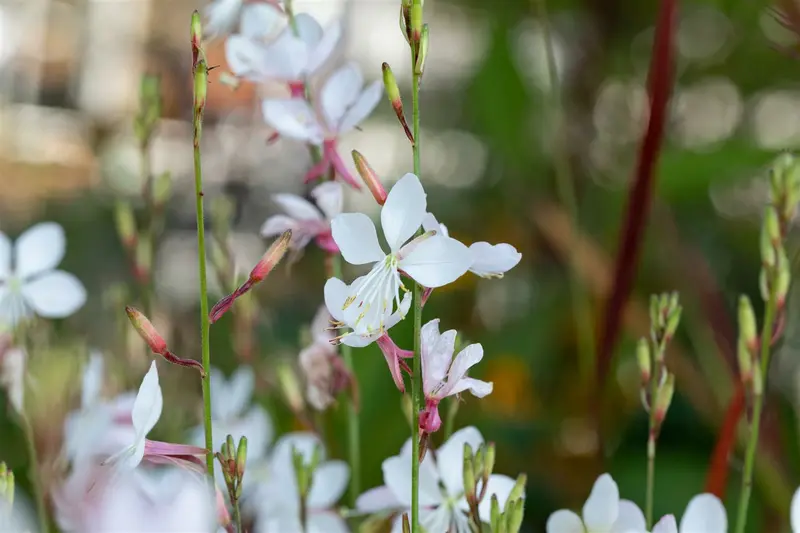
[2,0,800,530]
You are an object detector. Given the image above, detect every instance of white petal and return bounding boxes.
[399,236,471,288]
[307,512,350,533]
[81,352,104,408]
[239,405,274,457]
[341,333,377,348]
[311,181,343,220]
[546,510,584,533]
[468,242,522,277]
[421,505,453,533]
[436,426,484,498]
[613,500,646,532]
[15,222,65,279]
[477,475,518,522]
[381,454,442,508]
[324,277,349,322]
[131,362,163,441]
[653,515,679,533]
[0,231,10,279]
[792,486,800,533]
[307,19,342,74]
[447,377,493,399]
[679,494,727,533]
[294,13,323,47]
[331,213,385,265]
[582,473,620,530]
[224,366,255,419]
[356,486,401,513]
[0,286,29,327]
[225,35,268,79]
[383,291,413,330]
[381,174,427,252]
[273,193,323,221]
[204,0,243,37]
[420,319,451,394]
[422,212,443,235]
[260,215,295,238]
[262,99,325,144]
[321,62,364,130]
[308,460,349,508]
[340,80,383,134]
[21,271,86,318]
[240,3,282,40]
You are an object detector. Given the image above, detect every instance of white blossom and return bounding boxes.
[205,0,282,40]
[631,494,727,533]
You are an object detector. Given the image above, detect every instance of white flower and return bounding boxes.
[356,427,518,533]
[0,345,25,414]
[419,319,492,434]
[635,494,727,533]
[423,213,521,278]
[330,173,472,337]
[205,0,282,40]
[261,181,342,254]
[545,473,645,533]
[262,62,383,187]
[0,222,86,327]
[251,432,349,533]
[226,13,340,86]
[104,361,163,471]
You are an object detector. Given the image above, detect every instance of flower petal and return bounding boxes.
[272,432,325,468]
[204,0,243,37]
[613,500,646,532]
[294,13,323,47]
[792,486,800,533]
[421,213,449,238]
[308,460,349,508]
[310,181,343,220]
[224,366,255,419]
[81,352,104,408]
[15,222,66,279]
[436,426,484,498]
[262,98,325,144]
[468,242,522,278]
[225,35,267,79]
[653,514,679,533]
[260,215,296,240]
[273,193,323,221]
[546,510,584,533]
[478,474,518,523]
[582,473,620,530]
[306,19,342,74]
[381,174,427,252]
[21,270,86,318]
[399,236,471,288]
[384,291,413,330]
[381,453,441,508]
[356,486,402,513]
[340,80,383,134]
[240,3,282,40]
[131,362,163,441]
[308,512,350,533]
[321,62,364,130]
[324,277,350,322]
[420,319,451,394]
[331,213,385,265]
[0,231,10,279]
[678,493,726,533]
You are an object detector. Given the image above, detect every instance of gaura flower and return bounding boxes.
[330,173,472,337]
[422,213,521,278]
[205,0,282,40]
[261,181,342,254]
[262,62,383,189]
[0,222,86,328]
[356,427,518,533]
[630,494,727,533]
[299,305,350,411]
[251,432,349,533]
[324,276,412,391]
[226,13,340,94]
[419,319,492,434]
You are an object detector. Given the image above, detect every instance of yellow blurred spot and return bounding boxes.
[481,355,536,419]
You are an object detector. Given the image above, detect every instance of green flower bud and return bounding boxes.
[636,338,651,384]
[462,443,476,503]
[236,436,247,479]
[738,295,758,351]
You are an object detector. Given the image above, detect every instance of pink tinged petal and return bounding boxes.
[261,214,295,238]
[304,151,333,184]
[21,271,86,318]
[376,334,410,392]
[381,173,427,252]
[613,500,646,532]
[144,440,207,456]
[306,19,342,75]
[15,222,65,279]
[546,510,584,533]
[420,319,452,394]
[132,362,163,443]
[329,144,363,189]
[678,494,727,533]
[324,277,349,322]
[468,242,522,278]
[331,213,385,265]
[311,181,344,220]
[419,399,442,434]
[321,62,364,130]
[0,231,10,279]
[653,514,678,533]
[793,487,800,533]
[437,426,485,497]
[437,343,486,398]
[398,236,472,288]
[309,460,349,508]
[273,193,323,221]
[315,232,339,254]
[81,353,104,408]
[340,80,384,134]
[478,475,518,523]
[262,98,324,144]
[240,3,282,40]
[356,486,402,513]
[308,512,350,533]
[582,473,620,531]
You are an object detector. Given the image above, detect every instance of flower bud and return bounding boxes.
[410,1,423,43]
[381,64,414,145]
[776,246,791,308]
[114,201,137,251]
[462,443,476,504]
[664,303,681,343]
[415,25,429,76]
[191,10,203,67]
[483,442,496,481]
[292,447,311,496]
[401,393,413,430]
[636,338,651,384]
[226,435,236,459]
[506,497,525,533]
[761,206,780,267]
[737,337,753,386]
[236,436,247,479]
[402,513,411,533]
[759,267,770,303]
[490,495,503,533]
[352,150,388,205]
[472,445,484,484]
[126,306,167,355]
[738,295,758,352]
[507,473,527,503]
[654,372,675,424]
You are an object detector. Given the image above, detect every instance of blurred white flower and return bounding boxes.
[635,494,726,533]
[793,485,800,532]
[262,62,383,188]
[261,181,342,254]
[0,346,25,414]
[299,305,348,411]
[357,427,518,533]
[251,432,349,533]
[0,222,86,328]
[423,213,522,278]
[205,0,282,40]
[545,473,645,533]
[329,173,471,337]
[419,319,492,434]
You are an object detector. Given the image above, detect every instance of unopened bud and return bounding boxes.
[410,1,423,43]
[277,362,305,414]
[226,435,236,459]
[381,64,414,145]
[194,60,208,118]
[135,235,153,282]
[507,473,527,503]
[484,442,496,481]
[737,337,753,386]
[462,443,476,503]
[472,445,484,484]
[759,268,770,303]
[114,201,137,250]
[191,10,203,67]
[506,497,525,533]
[352,150,388,205]
[236,436,247,479]
[761,206,780,267]
[654,373,675,423]
[664,305,681,343]
[126,306,167,355]
[490,495,503,533]
[738,295,758,351]
[402,513,411,533]
[776,246,791,308]
[292,447,310,496]
[415,25,429,76]
[210,196,236,237]
[636,338,651,384]
[153,171,172,207]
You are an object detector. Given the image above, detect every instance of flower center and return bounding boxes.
[6,275,21,293]
[341,254,404,335]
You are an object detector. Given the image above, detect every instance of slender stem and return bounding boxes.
[410,25,423,533]
[20,414,47,532]
[193,102,215,481]
[645,354,660,528]
[734,291,778,533]
[232,495,242,533]
[534,0,595,384]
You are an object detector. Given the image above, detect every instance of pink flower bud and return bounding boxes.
[352,150,387,205]
[419,398,442,434]
[126,306,167,355]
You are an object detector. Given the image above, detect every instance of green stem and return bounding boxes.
[20,414,47,533]
[535,0,595,384]
[193,104,215,481]
[645,354,661,528]
[232,495,242,533]
[734,291,778,533]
